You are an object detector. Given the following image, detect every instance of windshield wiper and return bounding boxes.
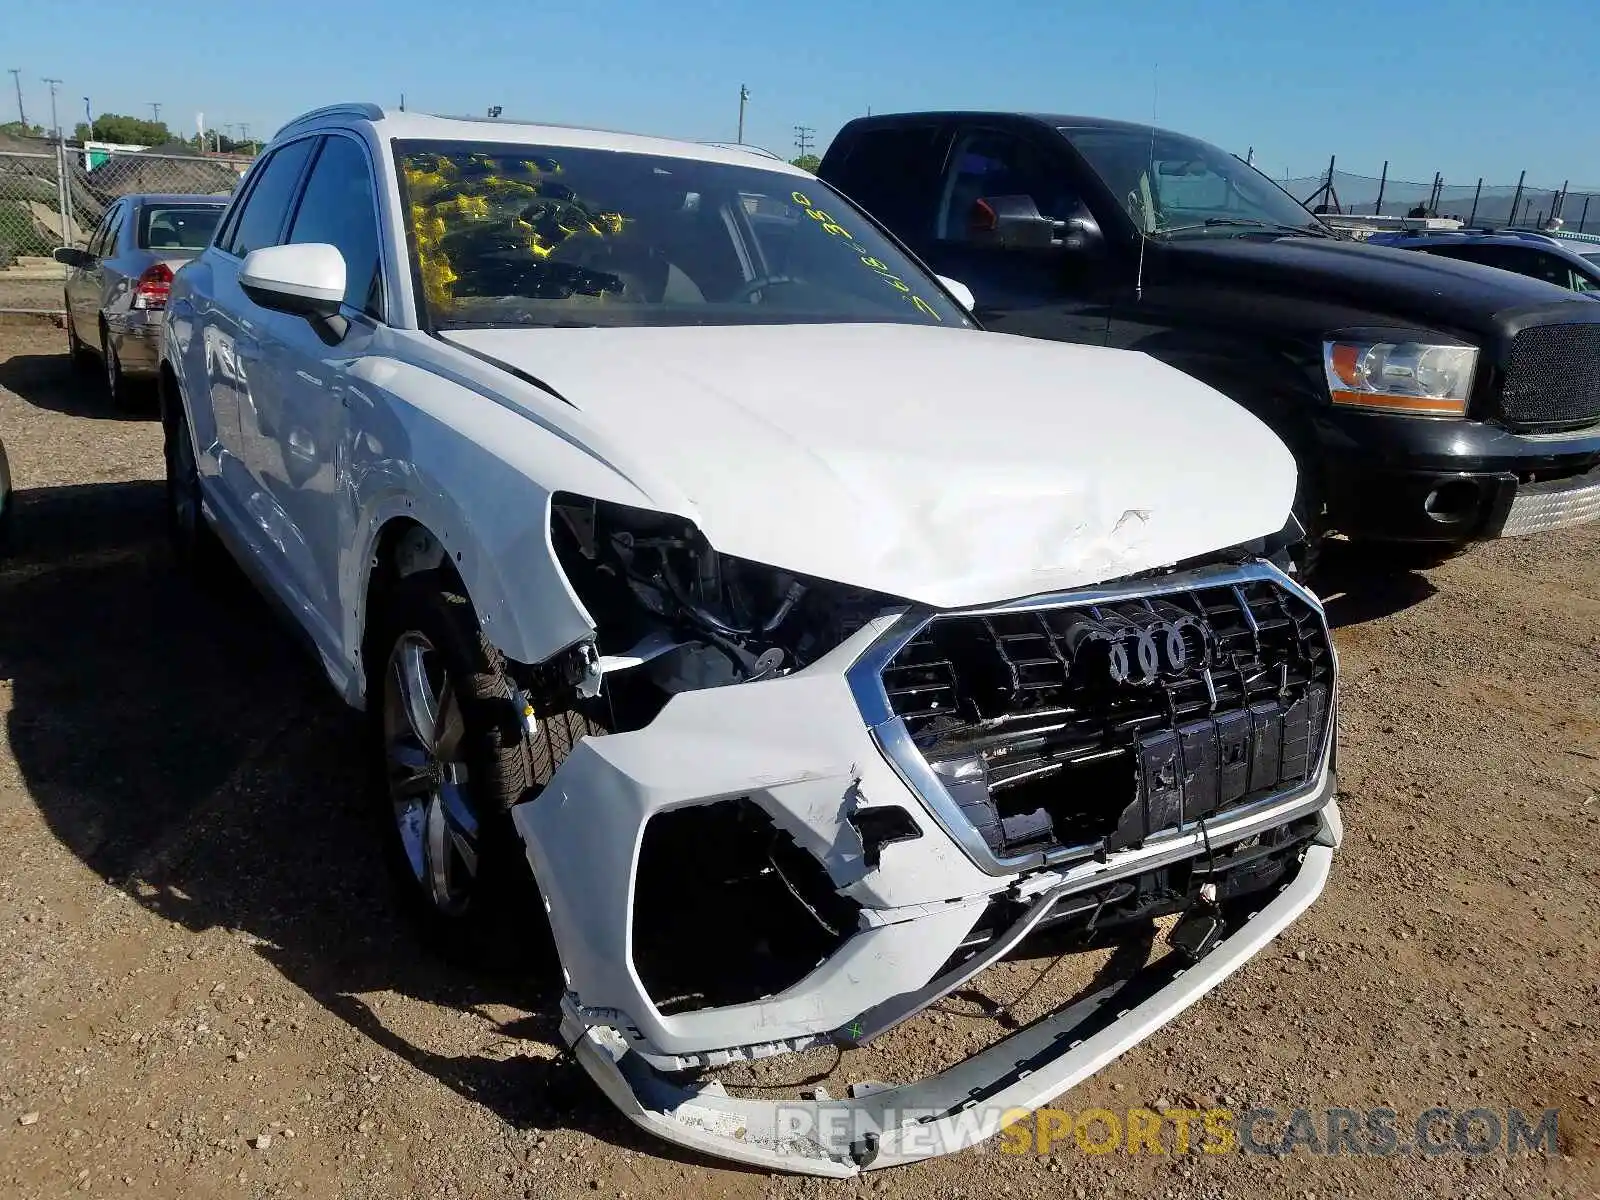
[1158,218,1335,239]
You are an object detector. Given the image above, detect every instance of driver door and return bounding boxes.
[918,125,1112,345]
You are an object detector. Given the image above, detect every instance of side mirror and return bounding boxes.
[935,275,976,313]
[53,246,90,268]
[240,243,349,342]
[968,196,1105,256]
[240,243,346,320]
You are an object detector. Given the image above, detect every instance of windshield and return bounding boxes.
[1059,125,1328,240]
[395,141,968,330]
[138,204,224,251]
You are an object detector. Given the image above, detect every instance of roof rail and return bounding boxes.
[698,141,785,161]
[276,102,386,135]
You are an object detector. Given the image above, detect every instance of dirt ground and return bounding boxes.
[0,317,1595,1200]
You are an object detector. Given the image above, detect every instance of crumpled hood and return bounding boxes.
[443,323,1297,608]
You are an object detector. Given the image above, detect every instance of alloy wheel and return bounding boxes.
[382,632,479,916]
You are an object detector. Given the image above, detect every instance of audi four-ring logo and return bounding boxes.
[1056,606,1209,686]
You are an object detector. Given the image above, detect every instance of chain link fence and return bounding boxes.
[1279,165,1600,231]
[0,144,251,314]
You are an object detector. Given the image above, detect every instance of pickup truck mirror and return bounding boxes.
[968,196,1105,257]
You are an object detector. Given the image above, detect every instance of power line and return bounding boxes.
[793,125,815,161]
[149,101,161,125]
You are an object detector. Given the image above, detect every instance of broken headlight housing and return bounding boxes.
[550,493,901,697]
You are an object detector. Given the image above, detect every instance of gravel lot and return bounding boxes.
[0,317,1595,1199]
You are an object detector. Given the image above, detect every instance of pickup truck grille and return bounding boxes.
[1499,324,1600,430]
[880,577,1333,862]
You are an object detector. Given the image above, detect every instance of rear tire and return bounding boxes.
[366,573,604,969]
[162,396,222,576]
[101,321,133,411]
[65,305,92,370]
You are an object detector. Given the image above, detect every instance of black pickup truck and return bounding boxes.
[818,113,1600,570]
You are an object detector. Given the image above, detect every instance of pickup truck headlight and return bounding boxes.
[1322,339,1477,416]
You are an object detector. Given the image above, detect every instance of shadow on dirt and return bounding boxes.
[0,478,680,1158]
[1313,541,1440,630]
[0,351,155,420]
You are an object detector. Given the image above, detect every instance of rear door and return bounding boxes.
[919,123,1113,344]
[820,121,948,258]
[70,201,123,347]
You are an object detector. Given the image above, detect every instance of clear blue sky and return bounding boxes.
[7,0,1598,187]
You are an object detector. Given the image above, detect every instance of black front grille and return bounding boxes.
[1499,324,1600,430]
[881,579,1333,860]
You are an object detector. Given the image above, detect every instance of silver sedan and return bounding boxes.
[55,194,228,408]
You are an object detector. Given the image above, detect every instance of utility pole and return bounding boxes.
[82,96,91,134]
[736,83,750,144]
[42,77,61,141]
[8,69,24,127]
[149,101,162,127]
[793,125,815,162]
[239,122,250,151]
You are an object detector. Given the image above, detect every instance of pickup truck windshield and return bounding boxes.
[394,141,966,330]
[1059,125,1329,241]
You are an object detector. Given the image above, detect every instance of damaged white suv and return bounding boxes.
[159,104,1341,1174]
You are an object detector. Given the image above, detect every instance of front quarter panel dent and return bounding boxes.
[339,355,656,701]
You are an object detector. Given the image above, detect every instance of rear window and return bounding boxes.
[138,205,225,251]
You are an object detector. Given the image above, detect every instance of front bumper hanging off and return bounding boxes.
[516,560,1342,1174]
[560,798,1338,1176]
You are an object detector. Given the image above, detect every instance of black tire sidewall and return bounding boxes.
[364,574,541,968]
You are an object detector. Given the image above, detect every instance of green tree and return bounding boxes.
[73,114,173,146]
[0,120,46,139]
[790,153,821,173]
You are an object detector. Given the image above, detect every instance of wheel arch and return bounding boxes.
[344,492,595,711]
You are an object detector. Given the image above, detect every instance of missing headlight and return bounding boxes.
[549,493,900,727]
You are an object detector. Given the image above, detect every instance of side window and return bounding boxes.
[223,138,317,258]
[936,129,1079,241]
[86,206,116,257]
[108,205,130,255]
[1431,245,1518,272]
[286,135,384,317]
[1520,250,1577,290]
[826,125,944,246]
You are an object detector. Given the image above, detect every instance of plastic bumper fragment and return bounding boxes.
[561,800,1340,1175]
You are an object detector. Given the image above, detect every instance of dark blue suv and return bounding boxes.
[1368,229,1600,297]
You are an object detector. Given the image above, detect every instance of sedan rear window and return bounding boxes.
[394,140,968,330]
[138,205,225,251]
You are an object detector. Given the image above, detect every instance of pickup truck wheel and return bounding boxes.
[369,576,603,968]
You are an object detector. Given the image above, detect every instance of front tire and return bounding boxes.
[367,574,603,967]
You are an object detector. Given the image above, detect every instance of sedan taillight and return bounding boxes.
[132,262,174,310]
